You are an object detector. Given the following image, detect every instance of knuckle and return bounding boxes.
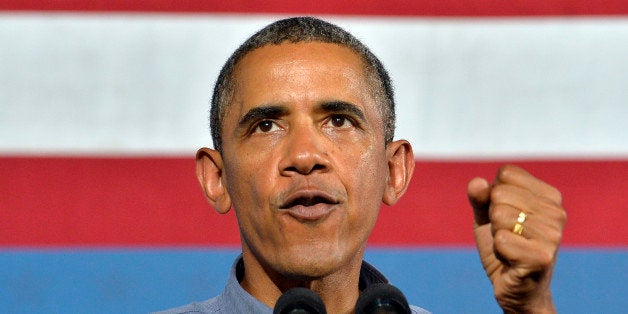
[539,198,566,219]
[545,227,563,244]
[490,204,509,222]
[490,184,507,201]
[545,201,567,225]
[497,164,515,181]
[561,210,568,224]
[556,207,568,225]
[493,229,510,247]
[554,189,563,204]
[537,248,555,267]
[547,186,563,204]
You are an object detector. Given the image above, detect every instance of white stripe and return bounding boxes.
[1,14,627,157]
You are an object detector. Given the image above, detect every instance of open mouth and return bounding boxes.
[280,195,337,209]
[279,191,339,220]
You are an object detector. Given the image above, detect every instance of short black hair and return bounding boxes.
[210,16,395,152]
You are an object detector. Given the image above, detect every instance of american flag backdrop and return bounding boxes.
[1,1,627,313]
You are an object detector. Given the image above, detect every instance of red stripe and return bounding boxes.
[0,157,626,247]
[1,0,628,16]
[0,156,237,247]
[371,160,628,246]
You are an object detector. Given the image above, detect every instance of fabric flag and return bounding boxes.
[1,1,626,313]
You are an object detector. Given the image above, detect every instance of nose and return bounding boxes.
[278,122,331,176]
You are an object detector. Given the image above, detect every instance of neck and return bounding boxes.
[239,250,363,314]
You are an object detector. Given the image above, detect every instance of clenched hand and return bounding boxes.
[467,165,567,313]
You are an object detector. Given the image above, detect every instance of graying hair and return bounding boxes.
[210,16,395,152]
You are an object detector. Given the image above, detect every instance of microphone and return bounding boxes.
[273,287,327,314]
[355,283,411,314]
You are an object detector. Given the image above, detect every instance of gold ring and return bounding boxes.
[512,211,527,235]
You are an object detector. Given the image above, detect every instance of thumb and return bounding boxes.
[467,177,491,226]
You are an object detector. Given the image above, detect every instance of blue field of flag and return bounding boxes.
[1,248,626,313]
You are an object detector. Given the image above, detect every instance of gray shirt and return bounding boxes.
[154,256,429,313]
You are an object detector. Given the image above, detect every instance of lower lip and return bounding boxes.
[280,203,336,221]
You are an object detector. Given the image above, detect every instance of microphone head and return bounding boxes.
[273,287,327,314]
[355,283,411,314]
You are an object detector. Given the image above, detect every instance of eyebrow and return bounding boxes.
[318,101,366,122]
[236,101,366,130]
[237,105,288,129]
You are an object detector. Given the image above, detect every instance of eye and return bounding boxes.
[253,120,280,133]
[325,115,354,129]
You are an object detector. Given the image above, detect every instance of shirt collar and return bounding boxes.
[221,255,389,311]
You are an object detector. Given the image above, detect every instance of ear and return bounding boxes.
[382,140,415,206]
[195,147,232,214]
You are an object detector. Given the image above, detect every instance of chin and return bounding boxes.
[279,260,337,280]
[274,244,352,279]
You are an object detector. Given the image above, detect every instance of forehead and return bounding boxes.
[228,41,376,114]
[236,41,366,76]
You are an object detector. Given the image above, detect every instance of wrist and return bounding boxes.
[500,291,556,314]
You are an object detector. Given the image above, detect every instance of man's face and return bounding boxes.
[220,42,390,279]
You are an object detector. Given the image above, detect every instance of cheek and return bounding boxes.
[224,161,275,240]
[358,145,388,186]
[343,147,389,212]
[223,152,274,211]
[222,146,289,236]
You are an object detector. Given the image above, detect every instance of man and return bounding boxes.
[158,17,566,313]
